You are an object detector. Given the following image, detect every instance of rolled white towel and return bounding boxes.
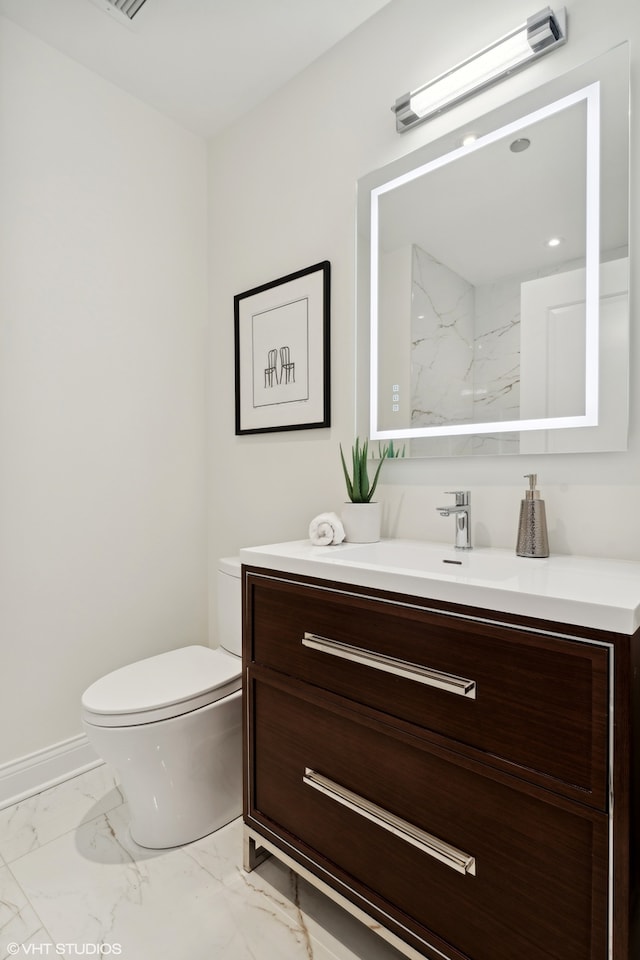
[308,512,346,546]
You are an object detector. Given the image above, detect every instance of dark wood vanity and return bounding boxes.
[242,561,639,960]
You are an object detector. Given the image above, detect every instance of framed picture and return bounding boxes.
[234,261,331,435]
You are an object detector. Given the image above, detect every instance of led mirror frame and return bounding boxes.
[369,81,601,441]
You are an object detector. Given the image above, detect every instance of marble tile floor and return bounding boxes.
[0,765,404,960]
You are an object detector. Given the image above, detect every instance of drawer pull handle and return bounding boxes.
[303,768,476,877]
[302,633,476,699]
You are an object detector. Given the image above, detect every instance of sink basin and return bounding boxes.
[325,539,525,583]
[240,537,640,633]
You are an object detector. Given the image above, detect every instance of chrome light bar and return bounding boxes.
[393,7,567,133]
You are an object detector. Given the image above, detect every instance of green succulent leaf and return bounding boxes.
[339,443,354,501]
[340,437,387,503]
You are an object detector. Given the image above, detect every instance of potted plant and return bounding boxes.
[339,437,387,542]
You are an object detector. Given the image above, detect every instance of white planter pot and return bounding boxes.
[341,501,382,543]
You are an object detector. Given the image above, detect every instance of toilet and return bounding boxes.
[81,557,242,849]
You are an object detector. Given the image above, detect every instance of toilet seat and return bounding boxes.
[81,645,241,727]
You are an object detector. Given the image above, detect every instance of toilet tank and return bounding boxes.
[217,556,242,657]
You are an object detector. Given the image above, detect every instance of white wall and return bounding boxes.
[0,18,209,768]
[207,0,640,620]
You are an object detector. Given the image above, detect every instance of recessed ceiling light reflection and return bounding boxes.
[462,133,478,147]
[546,236,563,248]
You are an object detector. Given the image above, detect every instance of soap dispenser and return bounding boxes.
[516,474,549,558]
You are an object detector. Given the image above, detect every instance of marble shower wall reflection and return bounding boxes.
[410,247,474,427]
[410,245,520,456]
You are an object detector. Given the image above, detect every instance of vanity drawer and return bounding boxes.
[245,572,609,807]
[248,673,607,960]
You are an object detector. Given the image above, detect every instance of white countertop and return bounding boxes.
[239,538,640,635]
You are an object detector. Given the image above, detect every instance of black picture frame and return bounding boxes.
[234,261,331,435]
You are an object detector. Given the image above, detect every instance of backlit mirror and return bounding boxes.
[357,44,629,457]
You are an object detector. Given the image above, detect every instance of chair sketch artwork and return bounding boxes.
[264,346,295,387]
[280,345,295,384]
[264,348,278,387]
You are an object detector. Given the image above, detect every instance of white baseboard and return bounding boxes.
[0,734,103,810]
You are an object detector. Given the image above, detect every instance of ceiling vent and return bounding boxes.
[88,0,149,23]
[105,0,148,18]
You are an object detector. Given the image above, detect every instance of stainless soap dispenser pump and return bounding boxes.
[516,474,549,558]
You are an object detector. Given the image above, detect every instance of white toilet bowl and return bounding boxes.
[81,557,242,849]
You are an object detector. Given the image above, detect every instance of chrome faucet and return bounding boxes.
[436,491,472,550]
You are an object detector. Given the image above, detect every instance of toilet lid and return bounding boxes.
[81,645,241,727]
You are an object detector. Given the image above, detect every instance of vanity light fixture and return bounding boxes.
[393,6,567,133]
